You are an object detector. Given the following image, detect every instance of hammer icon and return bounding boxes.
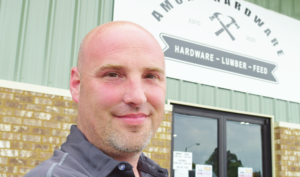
[210,13,236,41]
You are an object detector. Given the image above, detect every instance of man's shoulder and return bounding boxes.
[138,153,169,177]
[24,150,91,177]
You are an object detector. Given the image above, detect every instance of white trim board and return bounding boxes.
[274,122,300,129]
[0,79,71,97]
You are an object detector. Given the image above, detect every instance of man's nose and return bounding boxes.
[123,79,147,107]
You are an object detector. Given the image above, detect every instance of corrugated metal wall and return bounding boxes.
[0,0,114,88]
[245,0,300,20]
[0,0,299,123]
[166,77,300,123]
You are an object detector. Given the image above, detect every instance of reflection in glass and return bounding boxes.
[227,121,263,177]
[174,113,218,177]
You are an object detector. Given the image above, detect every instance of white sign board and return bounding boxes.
[175,169,189,177]
[114,0,300,103]
[196,165,213,177]
[173,151,193,170]
[238,167,253,177]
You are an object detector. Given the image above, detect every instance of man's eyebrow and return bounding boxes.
[96,64,123,72]
[145,67,165,75]
[95,64,165,74]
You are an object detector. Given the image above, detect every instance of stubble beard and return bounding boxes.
[105,124,153,154]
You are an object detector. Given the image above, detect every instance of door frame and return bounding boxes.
[167,99,275,177]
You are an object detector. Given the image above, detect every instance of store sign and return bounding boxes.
[173,151,193,170]
[238,167,253,177]
[196,165,213,177]
[114,0,300,103]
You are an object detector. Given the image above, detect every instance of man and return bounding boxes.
[25,21,168,177]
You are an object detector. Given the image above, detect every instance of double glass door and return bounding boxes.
[171,105,272,177]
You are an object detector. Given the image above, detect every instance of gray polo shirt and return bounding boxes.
[24,125,168,177]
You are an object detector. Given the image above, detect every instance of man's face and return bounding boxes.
[72,24,166,153]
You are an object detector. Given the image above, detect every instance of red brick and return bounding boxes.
[11,142,30,150]
[9,158,27,165]
[0,107,13,115]
[52,115,70,122]
[0,92,14,100]
[0,165,17,173]
[152,153,165,160]
[43,121,61,129]
[19,166,32,174]
[35,97,52,105]
[42,136,60,144]
[34,112,52,120]
[28,159,43,166]
[0,157,8,164]
[4,101,22,109]
[23,118,42,126]
[2,132,21,140]
[45,106,61,114]
[2,116,22,124]
[53,100,70,107]
[14,110,33,117]
[32,128,50,135]
[19,150,38,158]
[0,149,19,157]
[52,130,69,137]
[4,88,23,94]
[31,143,49,151]
[40,152,53,159]
[0,124,11,131]
[24,103,43,111]
[14,94,33,103]
[44,94,61,99]
[22,135,41,142]
[63,108,78,116]
[12,126,30,133]
[63,96,72,101]
[24,91,43,96]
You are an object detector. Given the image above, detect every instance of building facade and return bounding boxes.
[0,0,300,176]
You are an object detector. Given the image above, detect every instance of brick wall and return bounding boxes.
[0,86,172,177]
[275,127,300,177]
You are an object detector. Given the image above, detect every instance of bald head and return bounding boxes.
[77,21,163,73]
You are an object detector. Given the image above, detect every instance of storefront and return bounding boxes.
[0,0,299,176]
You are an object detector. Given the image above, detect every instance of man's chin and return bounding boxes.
[107,129,153,153]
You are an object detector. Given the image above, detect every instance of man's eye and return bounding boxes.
[107,73,118,77]
[145,74,157,79]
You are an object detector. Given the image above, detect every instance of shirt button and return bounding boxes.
[118,164,125,171]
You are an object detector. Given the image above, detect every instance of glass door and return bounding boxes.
[171,104,272,177]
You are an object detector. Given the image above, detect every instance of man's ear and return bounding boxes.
[70,67,80,103]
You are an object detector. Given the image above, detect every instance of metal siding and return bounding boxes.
[182,81,197,104]
[0,0,23,81]
[245,0,300,21]
[276,99,288,122]
[165,78,300,124]
[290,102,300,124]
[166,78,180,101]
[200,85,215,107]
[261,97,274,115]
[248,94,260,113]
[218,88,231,109]
[20,0,50,85]
[0,0,114,88]
[233,91,247,111]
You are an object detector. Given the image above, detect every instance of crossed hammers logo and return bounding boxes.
[210,12,240,41]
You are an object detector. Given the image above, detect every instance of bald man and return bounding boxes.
[24,22,168,177]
